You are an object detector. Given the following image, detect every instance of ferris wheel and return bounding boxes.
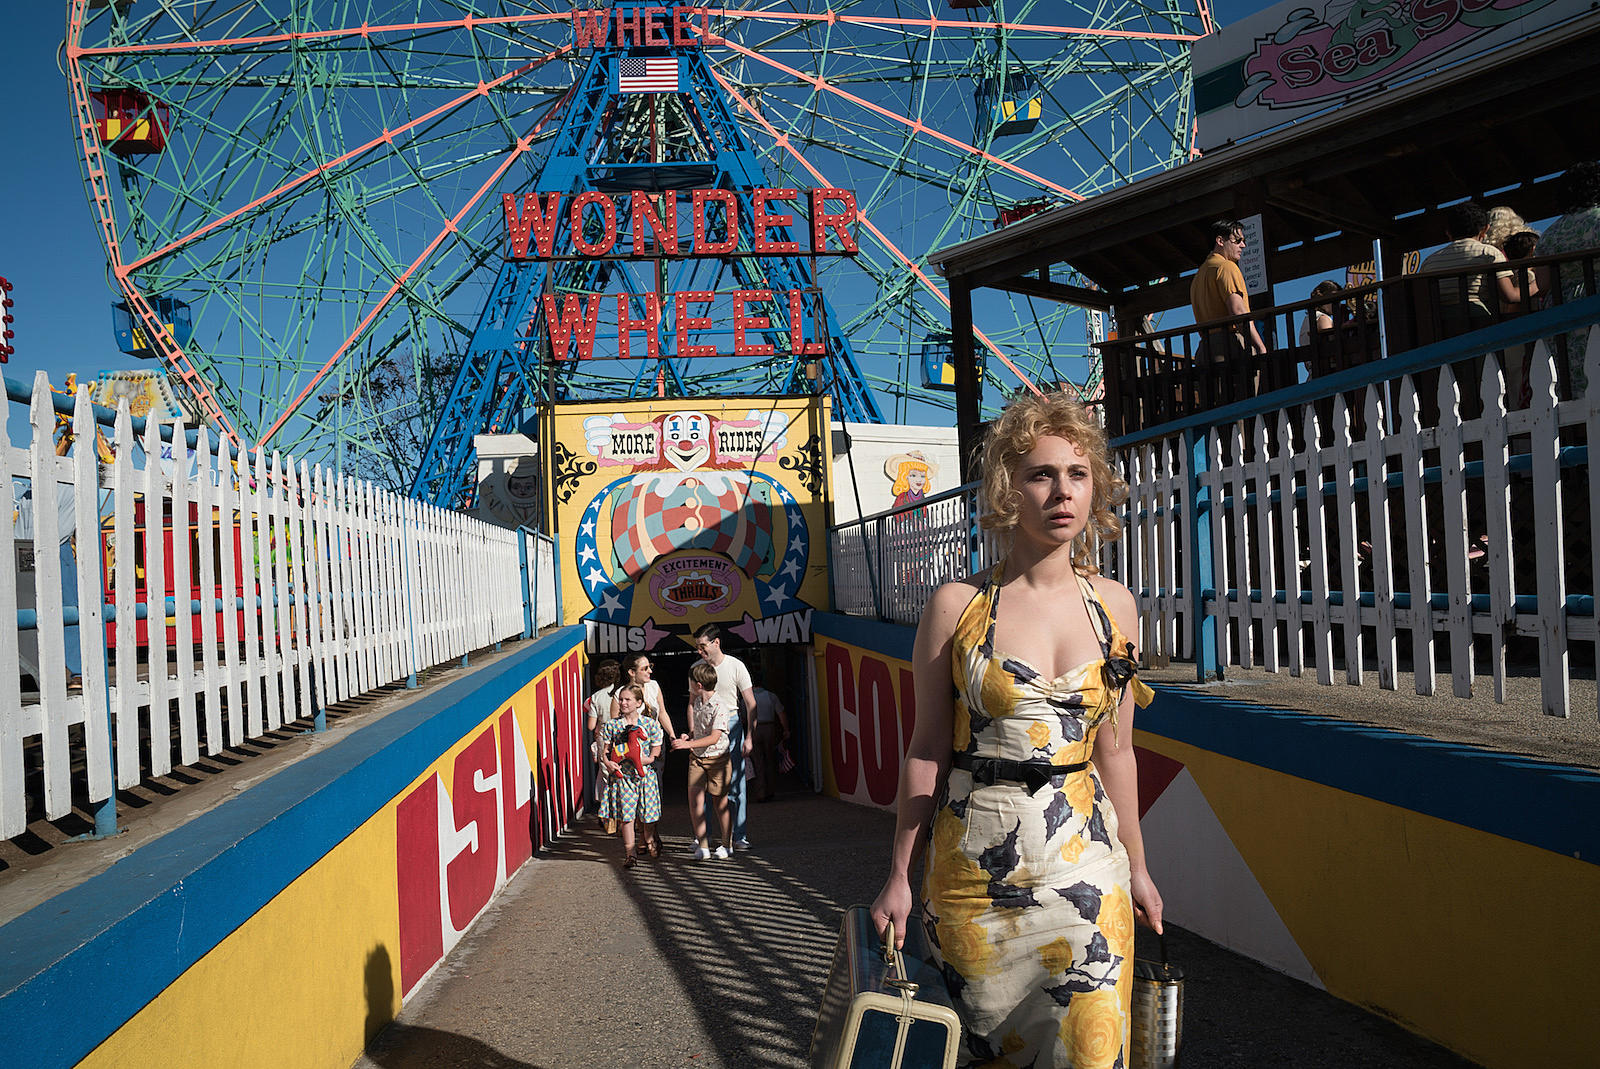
[67,1,1206,482]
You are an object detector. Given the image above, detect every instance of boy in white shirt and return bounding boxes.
[671,661,734,859]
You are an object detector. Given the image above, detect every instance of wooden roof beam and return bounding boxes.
[985,274,1114,309]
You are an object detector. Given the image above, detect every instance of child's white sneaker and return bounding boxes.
[712,845,731,860]
[691,844,712,860]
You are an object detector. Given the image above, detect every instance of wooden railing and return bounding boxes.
[1101,248,1600,437]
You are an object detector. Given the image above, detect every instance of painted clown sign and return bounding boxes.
[551,397,831,653]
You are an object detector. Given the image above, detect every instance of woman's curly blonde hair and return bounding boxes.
[978,391,1126,573]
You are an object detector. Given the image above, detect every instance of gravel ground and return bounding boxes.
[355,789,1482,1069]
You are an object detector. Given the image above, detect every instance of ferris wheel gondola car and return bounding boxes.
[90,89,170,156]
[977,71,1043,138]
[113,297,193,359]
[920,332,956,391]
[996,198,1053,229]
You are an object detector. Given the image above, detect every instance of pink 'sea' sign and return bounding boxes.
[1247,0,1556,109]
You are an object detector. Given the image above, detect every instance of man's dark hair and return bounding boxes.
[1441,201,1487,241]
[1562,160,1600,214]
[1503,231,1540,260]
[1207,219,1243,245]
[693,623,721,643]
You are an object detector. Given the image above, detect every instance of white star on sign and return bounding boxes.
[599,589,625,614]
[578,544,598,565]
[763,584,788,607]
[584,567,606,587]
[789,535,805,555]
[780,557,802,581]
[581,517,596,537]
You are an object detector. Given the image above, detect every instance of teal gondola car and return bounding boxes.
[113,297,193,358]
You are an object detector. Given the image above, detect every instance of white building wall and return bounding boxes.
[829,421,960,524]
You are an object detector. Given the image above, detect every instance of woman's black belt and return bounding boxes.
[952,752,1088,792]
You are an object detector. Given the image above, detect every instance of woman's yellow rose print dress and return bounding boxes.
[922,561,1154,1068]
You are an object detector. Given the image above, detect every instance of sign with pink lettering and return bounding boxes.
[1192,0,1586,150]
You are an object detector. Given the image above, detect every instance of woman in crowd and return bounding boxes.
[1484,205,1526,250]
[612,653,675,853]
[871,390,1160,1068]
[1501,229,1547,410]
[596,684,663,869]
[586,659,621,824]
[1298,279,1343,345]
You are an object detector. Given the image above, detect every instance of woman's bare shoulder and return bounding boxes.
[1088,575,1139,631]
[921,572,987,626]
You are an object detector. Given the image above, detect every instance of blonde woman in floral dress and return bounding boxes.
[871,391,1163,1068]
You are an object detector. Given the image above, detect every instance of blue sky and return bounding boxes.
[1,2,1262,418]
[2,7,137,392]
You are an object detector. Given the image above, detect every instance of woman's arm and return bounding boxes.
[1091,578,1164,934]
[870,579,970,948]
[1496,266,1527,306]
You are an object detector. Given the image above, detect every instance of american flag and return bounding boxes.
[618,56,680,94]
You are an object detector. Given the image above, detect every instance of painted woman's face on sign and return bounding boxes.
[907,467,927,493]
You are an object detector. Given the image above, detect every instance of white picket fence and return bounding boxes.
[522,528,560,633]
[827,309,1599,722]
[3,373,539,839]
[1111,327,1600,719]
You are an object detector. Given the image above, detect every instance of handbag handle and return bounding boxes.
[880,921,920,994]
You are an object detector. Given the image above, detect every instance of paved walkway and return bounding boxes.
[354,791,1483,1069]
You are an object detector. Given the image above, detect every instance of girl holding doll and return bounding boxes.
[597,683,664,868]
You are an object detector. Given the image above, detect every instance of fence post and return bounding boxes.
[400,499,420,688]
[967,485,983,577]
[548,533,563,625]
[1186,427,1219,681]
[77,388,118,838]
[868,517,885,621]
[518,527,534,640]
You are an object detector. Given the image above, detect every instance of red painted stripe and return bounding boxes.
[699,8,1201,43]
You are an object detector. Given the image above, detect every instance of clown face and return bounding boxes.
[662,411,712,471]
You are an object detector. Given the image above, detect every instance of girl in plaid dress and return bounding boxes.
[598,684,663,868]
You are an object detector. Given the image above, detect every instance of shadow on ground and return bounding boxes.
[358,790,1483,1069]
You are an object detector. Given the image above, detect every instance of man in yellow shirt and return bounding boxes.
[1191,220,1267,363]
